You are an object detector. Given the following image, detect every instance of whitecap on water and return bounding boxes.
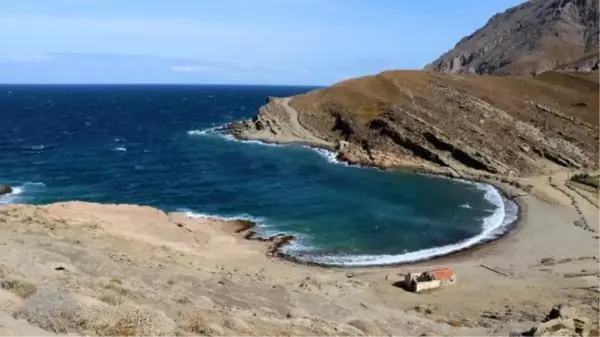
[186,125,224,136]
[113,147,127,152]
[460,203,473,209]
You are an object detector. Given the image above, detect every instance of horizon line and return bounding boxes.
[0,83,323,87]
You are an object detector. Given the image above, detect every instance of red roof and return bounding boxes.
[427,268,454,280]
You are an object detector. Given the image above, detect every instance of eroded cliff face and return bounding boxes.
[425,0,599,76]
[231,70,599,178]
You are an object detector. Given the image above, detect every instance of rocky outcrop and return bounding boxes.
[558,52,600,72]
[530,305,592,337]
[426,0,599,76]
[0,185,12,196]
[228,97,334,150]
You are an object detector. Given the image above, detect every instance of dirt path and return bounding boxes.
[279,97,334,148]
[547,172,599,233]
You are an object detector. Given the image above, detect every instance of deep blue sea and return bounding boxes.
[0,85,517,266]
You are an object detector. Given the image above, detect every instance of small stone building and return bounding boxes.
[404,268,457,293]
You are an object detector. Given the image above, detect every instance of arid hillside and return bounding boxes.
[426,0,599,75]
[231,70,598,178]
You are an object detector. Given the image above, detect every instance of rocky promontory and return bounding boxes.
[230,70,599,179]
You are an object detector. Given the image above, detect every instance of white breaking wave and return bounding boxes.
[0,182,46,205]
[114,147,127,152]
[460,203,473,209]
[286,182,517,267]
[186,125,223,136]
[179,209,268,226]
[180,209,314,247]
[305,147,346,166]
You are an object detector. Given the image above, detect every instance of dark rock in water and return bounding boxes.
[0,185,12,196]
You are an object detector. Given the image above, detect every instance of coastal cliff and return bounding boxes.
[230,70,599,178]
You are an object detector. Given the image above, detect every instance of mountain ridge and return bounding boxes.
[425,0,599,75]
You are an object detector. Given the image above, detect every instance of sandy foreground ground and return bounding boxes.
[0,172,598,336]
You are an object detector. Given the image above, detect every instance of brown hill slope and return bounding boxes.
[231,70,599,178]
[425,0,599,75]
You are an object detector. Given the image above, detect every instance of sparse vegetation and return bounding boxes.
[571,172,600,190]
[0,279,38,298]
[179,314,209,335]
[99,306,171,336]
[110,277,123,285]
[17,290,82,333]
[99,292,125,306]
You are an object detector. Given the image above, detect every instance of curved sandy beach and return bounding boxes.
[0,169,598,336]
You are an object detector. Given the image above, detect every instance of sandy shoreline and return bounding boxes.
[0,174,598,336]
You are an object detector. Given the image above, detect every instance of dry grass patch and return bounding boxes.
[178,311,225,336]
[95,305,175,336]
[98,291,125,306]
[0,279,37,298]
[16,290,83,333]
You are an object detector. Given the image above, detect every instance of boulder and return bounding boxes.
[533,305,591,337]
[0,185,12,196]
[534,318,575,337]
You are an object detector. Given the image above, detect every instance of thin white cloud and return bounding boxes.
[169,65,212,73]
[0,53,54,63]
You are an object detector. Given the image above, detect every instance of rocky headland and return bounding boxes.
[229,70,599,184]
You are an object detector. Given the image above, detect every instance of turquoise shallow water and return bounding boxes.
[0,85,517,266]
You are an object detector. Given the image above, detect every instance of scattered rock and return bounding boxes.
[347,319,381,335]
[204,323,225,336]
[541,257,556,266]
[223,317,250,332]
[534,319,575,337]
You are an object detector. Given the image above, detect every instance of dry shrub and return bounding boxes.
[179,313,209,334]
[447,319,463,327]
[96,305,175,336]
[98,291,125,306]
[104,281,135,299]
[109,277,122,285]
[17,290,82,333]
[178,311,224,336]
[0,279,38,298]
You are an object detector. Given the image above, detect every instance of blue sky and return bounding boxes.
[0,0,523,85]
